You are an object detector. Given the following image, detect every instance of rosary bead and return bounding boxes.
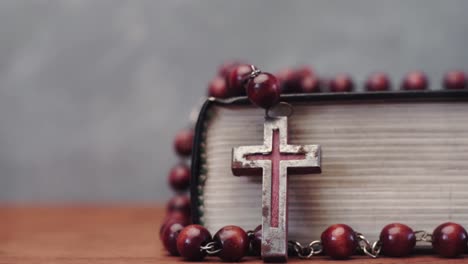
[321,224,358,259]
[301,74,321,93]
[227,64,253,96]
[443,70,467,90]
[160,211,191,239]
[401,71,428,90]
[432,222,468,258]
[208,76,229,98]
[161,221,186,256]
[214,225,250,262]
[177,224,212,261]
[277,66,315,93]
[250,225,262,256]
[365,73,391,91]
[166,195,191,217]
[276,68,295,91]
[329,74,354,92]
[246,72,281,109]
[174,129,194,157]
[168,164,191,192]
[379,223,416,257]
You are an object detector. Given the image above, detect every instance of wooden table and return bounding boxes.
[0,206,465,263]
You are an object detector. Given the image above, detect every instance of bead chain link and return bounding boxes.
[414,230,433,242]
[200,230,433,259]
[288,240,323,259]
[199,241,222,255]
[248,65,262,79]
[286,230,433,260]
[356,233,382,258]
[201,229,258,256]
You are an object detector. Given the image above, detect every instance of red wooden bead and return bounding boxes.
[174,129,194,157]
[301,74,321,93]
[365,73,391,91]
[250,225,262,256]
[161,221,186,256]
[443,70,467,90]
[218,61,246,79]
[177,224,212,261]
[208,76,229,98]
[168,164,191,191]
[329,74,354,92]
[213,225,249,262]
[401,71,428,90]
[277,66,311,94]
[276,68,295,85]
[277,66,315,93]
[227,64,253,96]
[246,72,281,109]
[321,224,358,259]
[166,195,191,217]
[379,223,416,257]
[432,222,468,257]
[159,211,191,239]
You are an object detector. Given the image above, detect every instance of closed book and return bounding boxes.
[191,91,468,243]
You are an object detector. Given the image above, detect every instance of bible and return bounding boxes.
[190,90,468,245]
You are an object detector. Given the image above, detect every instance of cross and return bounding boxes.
[232,116,321,262]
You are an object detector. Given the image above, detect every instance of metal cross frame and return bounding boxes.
[232,116,321,262]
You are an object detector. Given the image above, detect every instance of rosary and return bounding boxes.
[160,62,468,262]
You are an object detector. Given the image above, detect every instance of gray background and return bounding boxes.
[1,0,467,203]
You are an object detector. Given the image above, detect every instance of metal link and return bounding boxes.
[414,230,433,242]
[289,241,304,257]
[248,65,262,79]
[268,230,431,260]
[200,241,222,255]
[309,240,323,256]
[356,233,381,258]
[288,240,323,259]
[371,240,382,257]
[250,231,431,260]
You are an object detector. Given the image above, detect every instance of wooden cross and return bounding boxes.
[232,116,321,262]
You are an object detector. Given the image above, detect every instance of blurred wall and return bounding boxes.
[1,0,468,203]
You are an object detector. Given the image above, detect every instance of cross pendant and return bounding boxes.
[232,116,321,262]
